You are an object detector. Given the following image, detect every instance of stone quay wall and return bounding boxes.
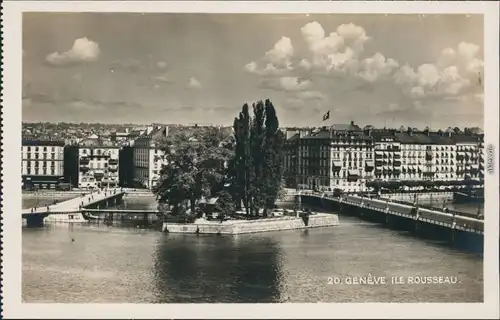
[162,213,339,235]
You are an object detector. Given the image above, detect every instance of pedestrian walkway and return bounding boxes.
[22,188,123,214]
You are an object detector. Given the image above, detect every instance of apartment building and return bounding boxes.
[21,140,65,189]
[283,129,310,188]
[453,134,482,181]
[297,122,374,193]
[294,124,484,192]
[78,138,120,189]
[133,126,168,189]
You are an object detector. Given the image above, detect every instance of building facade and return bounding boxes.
[297,122,375,193]
[78,138,120,189]
[133,126,168,189]
[22,140,65,189]
[295,125,484,193]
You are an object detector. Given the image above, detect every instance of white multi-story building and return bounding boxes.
[295,125,483,193]
[297,122,375,193]
[453,134,481,181]
[78,138,120,189]
[133,126,168,189]
[21,140,65,189]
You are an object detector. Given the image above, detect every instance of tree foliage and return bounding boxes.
[153,127,234,217]
[230,99,284,217]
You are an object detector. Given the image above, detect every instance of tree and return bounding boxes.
[230,99,284,217]
[453,127,461,134]
[214,190,235,222]
[153,128,233,219]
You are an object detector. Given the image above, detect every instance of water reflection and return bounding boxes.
[153,234,282,303]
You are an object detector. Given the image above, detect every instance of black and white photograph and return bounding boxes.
[1,1,499,319]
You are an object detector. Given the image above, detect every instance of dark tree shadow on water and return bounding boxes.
[152,234,283,303]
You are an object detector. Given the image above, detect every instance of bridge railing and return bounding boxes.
[297,191,483,222]
[380,197,483,220]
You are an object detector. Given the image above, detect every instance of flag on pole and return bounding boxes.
[322,110,330,121]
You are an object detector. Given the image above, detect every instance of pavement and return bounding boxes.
[22,188,123,214]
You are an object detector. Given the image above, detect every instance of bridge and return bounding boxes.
[291,191,483,245]
[22,189,126,227]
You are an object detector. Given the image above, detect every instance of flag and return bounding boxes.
[322,110,330,121]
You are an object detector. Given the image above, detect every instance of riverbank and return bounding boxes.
[162,213,339,235]
[22,189,154,199]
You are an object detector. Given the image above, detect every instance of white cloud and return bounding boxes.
[157,61,168,69]
[244,61,258,73]
[188,77,202,89]
[261,76,312,92]
[438,66,471,95]
[417,64,440,88]
[46,37,100,66]
[393,41,483,100]
[394,65,418,86]
[458,42,480,61]
[264,36,294,68]
[410,86,425,99]
[358,53,399,82]
[437,48,456,67]
[336,23,370,53]
[296,90,326,101]
[154,73,174,83]
[245,62,290,77]
[466,58,484,74]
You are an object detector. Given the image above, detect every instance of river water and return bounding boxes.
[22,196,483,303]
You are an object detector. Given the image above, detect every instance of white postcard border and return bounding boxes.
[2,1,499,319]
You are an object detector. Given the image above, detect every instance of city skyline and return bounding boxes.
[23,13,484,128]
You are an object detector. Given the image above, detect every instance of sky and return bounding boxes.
[22,13,484,129]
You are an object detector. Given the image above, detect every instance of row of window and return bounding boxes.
[23,168,57,175]
[80,149,119,156]
[23,146,60,152]
[23,153,58,160]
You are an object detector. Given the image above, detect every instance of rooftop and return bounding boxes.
[22,140,65,147]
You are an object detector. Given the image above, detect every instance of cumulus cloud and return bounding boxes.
[245,20,483,109]
[437,48,456,68]
[416,64,440,88]
[246,21,371,78]
[46,37,100,66]
[358,53,399,82]
[458,42,480,61]
[336,23,370,53]
[410,86,425,99]
[188,77,202,89]
[264,36,294,68]
[393,41,483,100]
